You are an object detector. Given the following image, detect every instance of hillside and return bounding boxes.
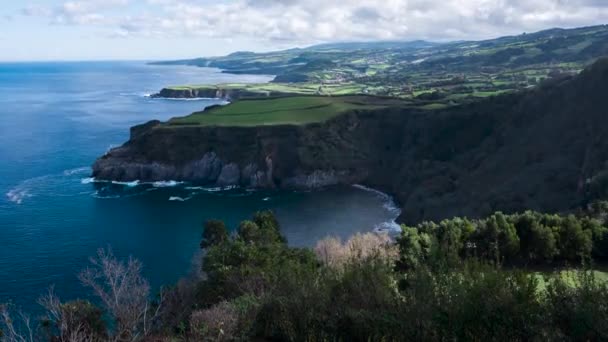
[151,25,608,100]
[94,58,608,224]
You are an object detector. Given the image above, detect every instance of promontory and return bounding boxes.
[93,59,608,224]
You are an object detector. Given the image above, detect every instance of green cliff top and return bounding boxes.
[165,95,399,127]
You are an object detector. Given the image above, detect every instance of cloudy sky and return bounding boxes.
[1,0,608,61]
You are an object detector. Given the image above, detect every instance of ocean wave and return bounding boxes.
[187,185,239,192]
[373,221,402,235]
[91,191,121,199]
[119,92,152,98]
[169,196,192,202]
[112,180,140,187]
[81,177,96,184]
[6,188,32,204]
[184,186,205,190]
[104,144,118,154]
[6,173,66,204]
[63,166,91,176]
[352,184,401,215]
[153,180,182,188]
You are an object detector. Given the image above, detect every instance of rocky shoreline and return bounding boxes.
[151,87,294,100]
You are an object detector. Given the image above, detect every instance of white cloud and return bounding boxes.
[20,0,608,46]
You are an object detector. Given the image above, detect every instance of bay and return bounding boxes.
[0,61,399,312]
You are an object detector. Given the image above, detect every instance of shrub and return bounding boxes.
[190,302,239,341]
[314,232,397,269]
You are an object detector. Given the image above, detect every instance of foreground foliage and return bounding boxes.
[2,210,608,341]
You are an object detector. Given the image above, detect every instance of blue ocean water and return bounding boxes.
[0,61,399,312]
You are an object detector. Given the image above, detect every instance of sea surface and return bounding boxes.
[0,61,399,312]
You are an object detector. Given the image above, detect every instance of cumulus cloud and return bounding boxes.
[19,0,608,45]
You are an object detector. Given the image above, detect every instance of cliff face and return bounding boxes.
[93,110,391,189]
[151,87,294,100]
[94,59,608,224]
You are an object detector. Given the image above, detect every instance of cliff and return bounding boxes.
[151,87,296,100]
[94,59,608,224]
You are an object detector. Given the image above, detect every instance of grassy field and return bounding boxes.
[534,269,608,292]
[166,96,394,127]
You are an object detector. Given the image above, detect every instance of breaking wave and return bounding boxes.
[353,184,402,235]
[153,180,182,188]
[63,167,91,176]
[6,167,94,204]
[169,196,192,202]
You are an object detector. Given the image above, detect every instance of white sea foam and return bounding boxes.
[201,186,222,192]
[373,221,402,235]
[169,196,191,202]
[5,174,57,204]
[263,197,271,201]
[152,180,182,187]
[120,92,152,98]
[185,186,205,190]
[63,167,91,176]
[104,144,118,155]
[353,184,403,235]
[81,177,96,184]
[352,184,401,215]
[6,188,31,204]
[111,180,140,187]
[92,191,121,199]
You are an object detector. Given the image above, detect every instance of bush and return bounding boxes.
[314,232,397,269]
[545,270,608,340]
[190,302,239,341]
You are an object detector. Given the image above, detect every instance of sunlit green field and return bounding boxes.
[534,269,608,292]
[166,96,393,127]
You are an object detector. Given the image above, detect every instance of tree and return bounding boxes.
[558,215,593,261]
[473,212,520,264]
[236,221,261,244]
[79,248,163,341]
[201,219,229,249]
[0,304,35,342]
[512,212,558,263]
[252,211,286,244]
[39,288,106,342]
[397,226,428,270]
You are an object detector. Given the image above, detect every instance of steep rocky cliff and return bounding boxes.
[151,87,294,100]
[94,59,608,224]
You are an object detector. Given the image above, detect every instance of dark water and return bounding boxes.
[0,62,399,312]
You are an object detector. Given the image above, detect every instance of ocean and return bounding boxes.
[0,61,399,312]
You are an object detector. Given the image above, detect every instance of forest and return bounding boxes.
[2,209,607,341]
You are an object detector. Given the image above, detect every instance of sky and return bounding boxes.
[1,0,608,61]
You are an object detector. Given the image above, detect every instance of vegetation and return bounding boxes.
[166,96,397,127]
[154,25,608,103]
[3,210,608,341]
[398,211,608,269]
